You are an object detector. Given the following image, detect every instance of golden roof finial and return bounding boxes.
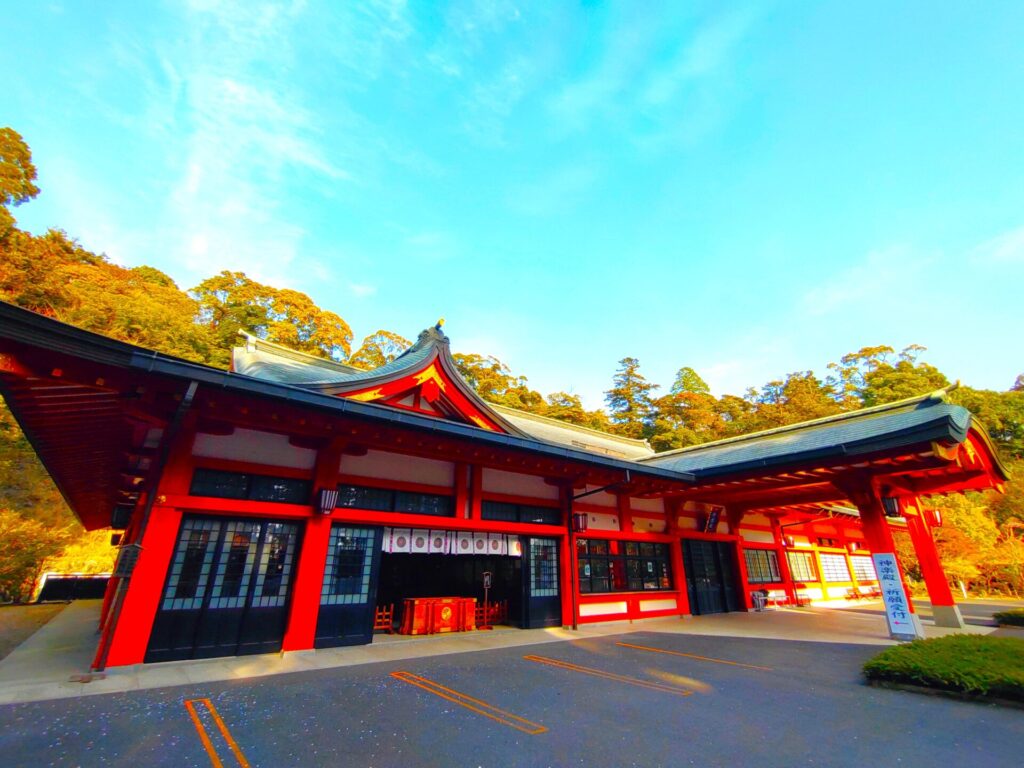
[436,317,445,329]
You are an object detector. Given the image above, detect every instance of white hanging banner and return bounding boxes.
[488,533,507,556]
[508,537,522,557]
[411,529,430,553]
[391,528,412,553]
[381,527,393,553]
[455,531,474,555]
[429,530,449,554]
[473,532,489,554]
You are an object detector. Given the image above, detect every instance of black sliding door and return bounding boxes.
[522,537,561,628]
[315,525,383,648]
[147,516,300,663]
[681,539,740,616]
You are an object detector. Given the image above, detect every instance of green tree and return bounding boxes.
[349,330,411,370]
[605,357,658,439]
[950,387,1024,460]
[191,271,353,365]
[670,366,710,395]
[743,371,844,431]
[452,353,545,412]
[543,392,613,431]
[650,366,723,451]
[827,344,949,407]
[0,509,72,602]
[0,127,40,235]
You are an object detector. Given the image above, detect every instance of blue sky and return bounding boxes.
[4,1,1023,408]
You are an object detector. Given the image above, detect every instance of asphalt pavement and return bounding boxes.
[1,630,1022,768]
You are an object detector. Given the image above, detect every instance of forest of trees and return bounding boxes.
[1,127,1022,601]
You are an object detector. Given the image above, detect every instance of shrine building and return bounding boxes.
[0,302,1009,669]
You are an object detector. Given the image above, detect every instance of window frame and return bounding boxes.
[335,483,454,517]
[190,468,311,505]
[819,553,852,582]
[482,500,561,526]
[743,548,782,584]
[785,550,817,582]
[576,538,672,594]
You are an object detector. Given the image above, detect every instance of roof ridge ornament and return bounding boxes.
[417,319,449,346]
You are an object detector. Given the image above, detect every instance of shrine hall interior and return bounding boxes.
[0,301,1009,668]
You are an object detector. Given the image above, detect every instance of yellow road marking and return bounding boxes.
[523,655,694,697]
[184,699,222,768]
[615,642,773,671]
[390,671,547,735]
[184,698,251,768]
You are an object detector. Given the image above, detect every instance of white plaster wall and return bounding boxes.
[740,529,775,544]
[639,598,677,612]
[632,517,666,533]
[580,488,618,508]
[481,468,559,500]
[193,428,316,469]
[586,513,620,531]
[630,498,664,514]
[580,601,628,617]
[341,450,453,487]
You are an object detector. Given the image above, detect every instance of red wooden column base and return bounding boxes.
[902,498,964,628]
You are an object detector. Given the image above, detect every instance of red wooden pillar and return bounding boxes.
[901,497,964,628]
[100,423,197,667]
[847,482,924,640]
[103,505,184,666]
[281,517,332,651]
[727,508,754,610]
[282,439,344,652]
[617,493,633,533]
[454,462,469,519]
[559,484,577,629]
[770,518,796,601]
[468,465,483,521]
[665,499,690,617]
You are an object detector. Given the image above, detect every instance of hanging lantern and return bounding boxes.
[317,487,339,515]
[572,511,588,533]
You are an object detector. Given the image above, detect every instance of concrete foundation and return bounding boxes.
[931,603,966,629]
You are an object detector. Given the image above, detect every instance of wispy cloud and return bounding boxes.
[548,7,757,143]
[349,282,378,298]
[640,10,756,108]
[800,246,932,317]
[461,57,534,146]
[969,224,1024,265]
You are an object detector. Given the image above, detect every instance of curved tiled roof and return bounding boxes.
[640,387,1007,481]
[491,404,654,460]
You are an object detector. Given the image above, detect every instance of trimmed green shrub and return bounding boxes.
[863,634,1024,703]
[993,608,1024,627]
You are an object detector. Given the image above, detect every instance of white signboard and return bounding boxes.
[872,552,923,640]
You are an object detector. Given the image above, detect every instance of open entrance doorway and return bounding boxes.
[375,530,561,631]
[378,553,522,627]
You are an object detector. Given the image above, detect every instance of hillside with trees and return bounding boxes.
[1,127,1021,601]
